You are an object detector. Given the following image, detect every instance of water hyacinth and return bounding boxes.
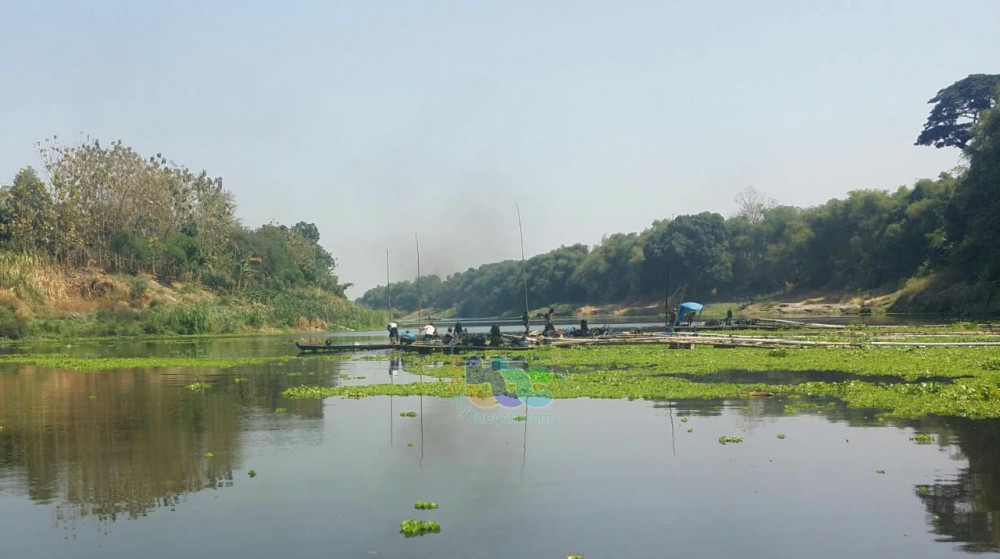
[400,519,440,537]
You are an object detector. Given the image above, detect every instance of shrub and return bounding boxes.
[128,276,149,300]
[0,306,27,339]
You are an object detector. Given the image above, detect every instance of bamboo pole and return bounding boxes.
[516,203,529,334]
[386,249,392,322]
[415,233,421,330]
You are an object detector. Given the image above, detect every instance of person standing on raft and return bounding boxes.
[543,308,555,334]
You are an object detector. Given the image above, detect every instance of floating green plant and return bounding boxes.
[718,436,743,445]
[400,411,417,417]
[777,434,786,439]
[407,442,414,447]
[234,377,248,383]
[680,417,688,423]
[89,394,98,400]
[275,407,287,413]
[400,519,440,537]
[248,470,257,478]
[876,469,886,474]
[918,486,929,494]
[280,342,1000,419]
[414,501,439,510]
[910,433,934,443]
[204,452,214,459]
[187,382,211,391]
[513,415,527,421]
[687,428,693,433]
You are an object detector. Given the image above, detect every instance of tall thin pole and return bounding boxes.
[664,270,671,328]
[516,203,529,331]
[415,233,422,329]
[386,249,392,322]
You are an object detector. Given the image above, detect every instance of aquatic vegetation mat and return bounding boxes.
[400,519,440,537]
[281,344,1000,419]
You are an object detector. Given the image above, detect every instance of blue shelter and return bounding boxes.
[676,302,704,325]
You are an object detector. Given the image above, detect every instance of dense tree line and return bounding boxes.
[0,139,348,298]
[360,74,1000,316]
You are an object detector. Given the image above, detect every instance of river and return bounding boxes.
[0,333,997,557]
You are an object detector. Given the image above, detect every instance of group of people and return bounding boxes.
[388,308,561,346]
[521,308,557,335]
[664,307,735,332]
[387,321,465,345]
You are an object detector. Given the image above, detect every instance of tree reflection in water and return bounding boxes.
[910,417,1000,552]
[652,396,1000,551]
[0,364,325,523]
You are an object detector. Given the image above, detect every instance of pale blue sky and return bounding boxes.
[2,1,997,296]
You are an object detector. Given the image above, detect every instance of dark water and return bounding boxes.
[1,336,999,557]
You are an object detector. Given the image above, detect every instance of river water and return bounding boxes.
[1,334,998,558]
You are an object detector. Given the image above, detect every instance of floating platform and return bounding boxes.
[295,341,537,354]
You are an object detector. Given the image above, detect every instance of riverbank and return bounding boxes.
[0,267,384,339]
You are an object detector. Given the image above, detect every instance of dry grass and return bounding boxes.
[0,252,67,301]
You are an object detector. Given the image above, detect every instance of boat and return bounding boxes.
[295,340,537,354]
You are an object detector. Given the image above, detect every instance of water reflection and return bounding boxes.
[0,358,337,522]
[659,369,966,385]
[651,395,1000,551]
[908,417,1000,553]
[0,366,240,521]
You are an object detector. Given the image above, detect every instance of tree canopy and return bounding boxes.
[915,74,1000,149]
[359,75,1000,316]
[0,139,346,299]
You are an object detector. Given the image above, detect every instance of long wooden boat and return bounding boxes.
[295,341,537,354]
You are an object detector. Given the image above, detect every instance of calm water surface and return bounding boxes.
[1,336,998,558]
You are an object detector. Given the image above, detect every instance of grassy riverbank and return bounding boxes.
[0,264,385,339]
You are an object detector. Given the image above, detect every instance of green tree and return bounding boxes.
[525,244,588,306]
[0,167,55,252]
[641,213,731,297]
[571,233,643,302]
[947,103,1000,280]
[915,74,1000,149]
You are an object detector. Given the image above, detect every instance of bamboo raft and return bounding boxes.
[544,333,1000,349]
[297,319,1000,353]
[295,341,537,354]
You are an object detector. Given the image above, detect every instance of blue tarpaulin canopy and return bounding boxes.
[676,301,703,325]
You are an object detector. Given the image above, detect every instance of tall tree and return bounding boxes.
[947,103,1000,280]
[641,212,731,296]
[915,74,1000,149]
[0,167,55,252]
[733,186,777,225]
[571,233,643,302]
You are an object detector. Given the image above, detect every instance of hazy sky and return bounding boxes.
[2,1,998,297]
